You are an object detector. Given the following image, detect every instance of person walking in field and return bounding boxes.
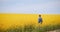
[38,15,43,24]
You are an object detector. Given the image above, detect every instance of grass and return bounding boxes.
[41,24,60,31]
[0,24,60,32]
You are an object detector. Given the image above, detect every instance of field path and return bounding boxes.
[47,29,60,32]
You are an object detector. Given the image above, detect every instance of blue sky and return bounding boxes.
[0,0,60,14]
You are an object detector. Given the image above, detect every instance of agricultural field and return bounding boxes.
[0,14,60,32]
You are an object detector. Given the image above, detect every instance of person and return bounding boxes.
[38,15,43,24]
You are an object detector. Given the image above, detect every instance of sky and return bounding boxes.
[0,0,60,14]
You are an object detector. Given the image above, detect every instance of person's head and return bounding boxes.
[39,15,41,17]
